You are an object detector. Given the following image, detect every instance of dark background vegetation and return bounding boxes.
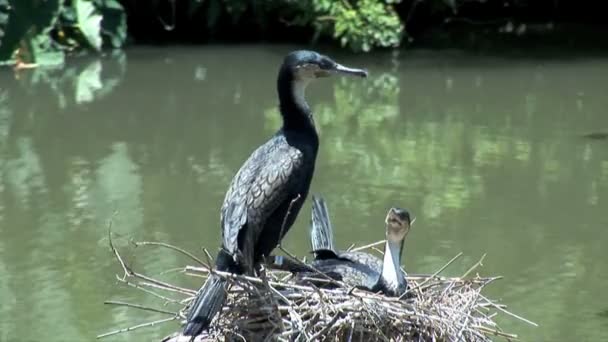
[123,0,608,43]
[1,0,608,64]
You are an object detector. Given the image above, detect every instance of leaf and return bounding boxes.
[95,0,126,48]
[27,33,65,66]
[0,0,62,64]
[75,0,102,51]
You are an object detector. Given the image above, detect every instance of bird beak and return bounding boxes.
[333,63,368,78]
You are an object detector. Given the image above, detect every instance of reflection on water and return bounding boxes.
[1,46,608,341]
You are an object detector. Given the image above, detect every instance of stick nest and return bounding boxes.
[101,235,534,342]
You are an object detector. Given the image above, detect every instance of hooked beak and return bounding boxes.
[333,63,368,78]
[315,62,368,78]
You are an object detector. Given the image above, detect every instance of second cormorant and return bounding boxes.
[273,196,411,296]
[182,51,368,337]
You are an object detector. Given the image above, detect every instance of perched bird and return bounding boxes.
[272,195,412,297]
[183,51,368,337]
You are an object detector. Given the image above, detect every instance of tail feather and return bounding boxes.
[310,195,335,253]
[182,275,227,336]
[182,250,236,337]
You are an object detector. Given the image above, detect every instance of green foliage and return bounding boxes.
[0,0,62,64]
[0,0,126,65]
[75,0,102,50]
[0,0,408,62]
[0,0,591,62]
[315,0,404,52]
[193,0,405,52]
[23,32,65,66]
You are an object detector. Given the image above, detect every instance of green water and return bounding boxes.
[1,46,607,341]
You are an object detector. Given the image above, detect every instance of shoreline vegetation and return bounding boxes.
[100,227,536,341]
[2,0,608,67]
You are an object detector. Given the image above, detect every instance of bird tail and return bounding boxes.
[182,249,236,337]
[310,195,335,253]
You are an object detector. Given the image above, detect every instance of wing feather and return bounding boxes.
[221,139,303,255]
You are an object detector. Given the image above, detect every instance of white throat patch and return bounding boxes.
[382,240,404,287]
[292,78,311,111]
[291,63,322,110]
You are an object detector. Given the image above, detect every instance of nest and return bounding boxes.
[99,231,535,342]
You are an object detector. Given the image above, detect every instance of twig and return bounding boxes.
[159,267,189,276]
[308,312,341,340]
[350,240,386,252]
[273,194,343,286]
[259,265,286,332]
[186,266,361,297]
[127,265,195,295]
[402,252,463,298]
[277,194,301,247]
[107,216,132,280]
[474,325,519,339]
[138,280,197,296]
[462,254,486,278]
[117,277,183,304]
[96,316,177,339]
[478,294,538,327]
[103,300,177,316]
[203,248,215,268]
[132,241,208,268]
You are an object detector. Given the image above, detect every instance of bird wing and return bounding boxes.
[221,140,303,256]
[309,259,380,290]
[339,251,383,273]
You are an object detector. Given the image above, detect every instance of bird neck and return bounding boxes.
[381,239,405,289]
[277,69,316,131]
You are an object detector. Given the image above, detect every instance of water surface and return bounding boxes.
[1,46,607,341]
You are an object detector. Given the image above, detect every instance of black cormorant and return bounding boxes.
[273,196,411,296]
[182,51,368,337]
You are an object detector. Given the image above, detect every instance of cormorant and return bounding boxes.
[182,51,368,337]
[273,196,411,296]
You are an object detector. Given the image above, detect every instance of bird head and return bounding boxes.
[385,207,412,243]
[281,50,368,82]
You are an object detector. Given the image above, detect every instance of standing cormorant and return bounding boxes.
[273,196,411,296]
[182,51,368,337]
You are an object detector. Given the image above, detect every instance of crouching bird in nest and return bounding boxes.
[272,195,412,297]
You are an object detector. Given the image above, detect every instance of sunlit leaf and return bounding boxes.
[27,33,65,66]
[75,0,102,51]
